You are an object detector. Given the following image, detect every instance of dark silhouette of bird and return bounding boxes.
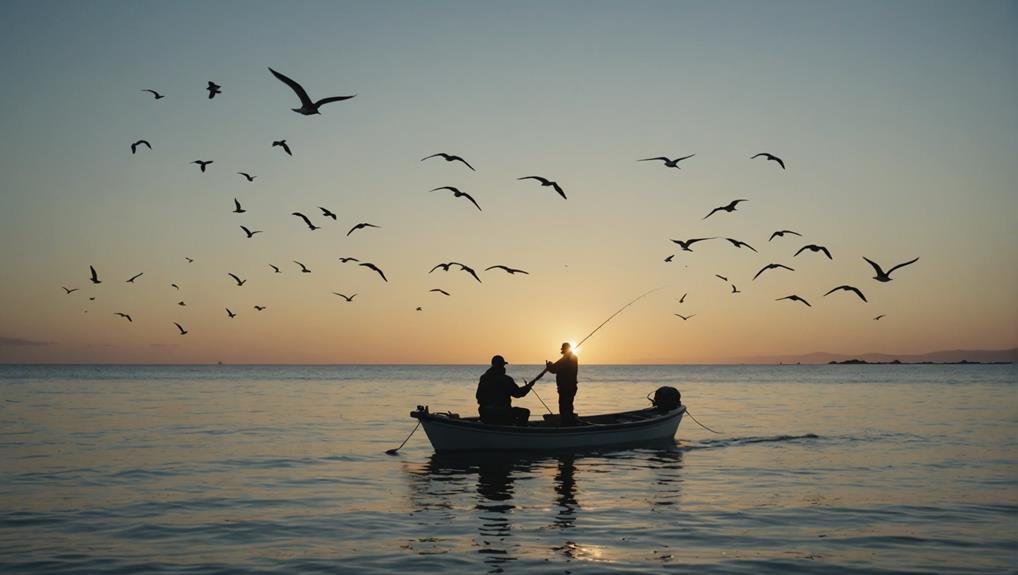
[795,244,833,260]
[241,226,262,238]
[674,313,695,320]
[678,293,687,303]
[715,274,728,282]
[347,222,379,236]
[253,305,267,311]
[776,294,811,307]
[430,288,451,296]
[664,254,674,263]
[226,308,236,318]
[639,154,695,169]
[333,293,357,302]
[874,314,886,321]
[292,212,320,231]
[753,263,795,281]
[272,140,292,156]
[89,265,101,285]
[769,230,802,241]
[268,67,355,115]
[359,262,388,282]
[421,153,475,171]
[517,176,566,200]
[704,199,748,220]
[319,207,337,220]
[206,81,221,99]
[141,89,164,100]
[170,283,180,290]
[294,261,311,274]
[227,273,246,287]
[447,263,480,283]
[114,312,132,322]
[731,284,741,294]
[863,256,919,282]
[174,322,188,335]
[485,265,529,275]
[670,237,715,252]
[416,307,423,312]
[62,286,79,294]
[824,285,867,302]
[752,152,785,169]
[429,262,454,273]
[429,186,481,211]
[192,160,213,172]
[177,301,186,307]
[233,198,246,214]
[185,257,194,264]
[89,297,96,301]
[238,172,256,182]
[725,238,758,252]
[130,140,151,154]
[338,257,359,263]
[269,264,280,273]
[126,272,143,283]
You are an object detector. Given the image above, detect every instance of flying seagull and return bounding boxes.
[333,293,357,302]
[130,140,151,154]
[824,285,867,302]
[485,265,529,275]
[226,308,236,318]
[674,313,695,320]
[429,262,454,273]
[874,314,886,321]
[174,322,188,335]
[863,256,919,283]
[170,283,180,290]
[429,186,482,211]
[141,89,164,100]
[227,273,246,287]
[240,226,262,238]
[456,263,482,283]
[731,284,741,294]
[268,67,355,115]
[639,154,695,169]
[177,301,186,307]
[206,81,221,99]
[292,212,320,231]
[269,264,280,273]
[664,254,674,262]
[430,288,451,296]
[319,207,337,220]
[272,140,292,156]
[421,153,475,171]
[294,261,311,274]
[89,265,101,285]
[517,176,566,200]
[725,238,758,252]
[670,237,715,252]
[753,263,795,281]
[185,257,194,264]
[338,257,359,263]
[238,172,256,182]
[232,198,246,214]
[795,244,833,260]
[347,222,379,236]
[62,286,79,294]
[126,272,144,283]
[715,274,728,282]
[704,199,748,220]
[254,305,267,311]
[751,152,785,169]
[678,293,687,303]
[416,306,423,312]
[115,312,132,322]
[769,230,802,241]
[359,262,388,282]
[776,294,811,307]
[192,160,213,172]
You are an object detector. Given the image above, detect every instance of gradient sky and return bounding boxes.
[1,0,1015,364]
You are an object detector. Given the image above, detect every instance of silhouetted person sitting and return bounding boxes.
[476,355,534,426]
[546,342,579,426]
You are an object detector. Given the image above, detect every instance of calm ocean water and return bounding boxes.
[0,364,1015,574]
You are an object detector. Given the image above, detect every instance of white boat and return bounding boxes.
[410,403,685,452]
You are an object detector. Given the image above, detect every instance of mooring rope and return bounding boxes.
[685,408,722,434]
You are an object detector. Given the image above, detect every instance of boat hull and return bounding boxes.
[412,406,685,452]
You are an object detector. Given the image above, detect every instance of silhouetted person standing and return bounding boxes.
[546,342,579,426]
[476,355,534,426]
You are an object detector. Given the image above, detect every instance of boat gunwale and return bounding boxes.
[411,405,685,435]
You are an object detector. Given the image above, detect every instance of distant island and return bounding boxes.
[739,347,1017,365]
[827,358,1012,365]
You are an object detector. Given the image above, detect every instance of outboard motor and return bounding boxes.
[651,386,682,412]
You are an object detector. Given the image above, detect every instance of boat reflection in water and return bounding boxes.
[405,446,684,572]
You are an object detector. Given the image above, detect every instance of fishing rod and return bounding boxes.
[527,286,664,412]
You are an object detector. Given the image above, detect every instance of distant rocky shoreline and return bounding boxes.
[826,359,1013,365]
